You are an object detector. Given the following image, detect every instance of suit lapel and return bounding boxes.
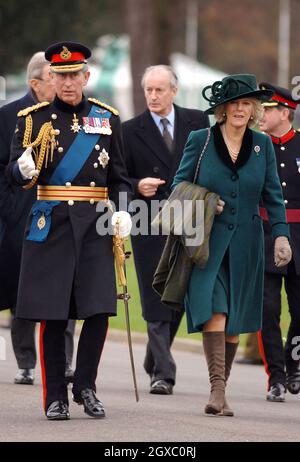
[134,110,172,168]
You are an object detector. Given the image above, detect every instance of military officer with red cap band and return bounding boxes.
[258,82,300,402]
[7,41,132,420]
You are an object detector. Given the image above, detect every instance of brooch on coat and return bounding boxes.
[254,145,261,156]
[98,148,110,168]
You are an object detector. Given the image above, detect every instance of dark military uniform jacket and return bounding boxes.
[262,128,300,274]
[6,95,132,321]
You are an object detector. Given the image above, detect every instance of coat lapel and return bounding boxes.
[212,123,253,172]
[134,110,172,168]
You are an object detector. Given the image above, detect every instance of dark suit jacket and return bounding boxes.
[0,92,36,309]
[122,104,209,321]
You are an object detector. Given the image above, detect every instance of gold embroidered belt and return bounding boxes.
[37,185,108,202]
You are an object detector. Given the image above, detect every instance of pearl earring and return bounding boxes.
[223,113,226,117]
[250,116,254,120]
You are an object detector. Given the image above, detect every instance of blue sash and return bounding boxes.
[27,105,112,242]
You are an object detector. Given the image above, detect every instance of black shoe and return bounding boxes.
[150,380,173,395]
[46,401,70,420]
[286,371,300,395]
[235,357,263,365]
[266,383,286,402]
[73,388,105,418]
[65,365,74,384]
[14,369,34,385]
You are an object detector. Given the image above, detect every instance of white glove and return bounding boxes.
[17,147,39,180]
[274,236,292,267]
[111,211,132,238]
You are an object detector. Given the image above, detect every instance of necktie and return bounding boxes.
[161,118,173,152]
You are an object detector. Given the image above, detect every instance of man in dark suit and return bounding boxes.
[258,82,300,402]
[0,52,75,386]
[122,65,210,394]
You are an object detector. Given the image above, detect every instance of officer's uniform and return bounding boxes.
[258,83,300,395]
[7,42,132,417]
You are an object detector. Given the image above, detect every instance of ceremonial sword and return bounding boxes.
[113,221,139,402]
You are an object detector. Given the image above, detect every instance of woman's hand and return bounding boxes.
[274,236,292,267]
[216,198,225,215]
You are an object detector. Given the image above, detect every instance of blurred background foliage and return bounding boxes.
[1,0,300,113]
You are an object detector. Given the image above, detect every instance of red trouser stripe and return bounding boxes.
[39,321,47,411]
[257,330,271,390]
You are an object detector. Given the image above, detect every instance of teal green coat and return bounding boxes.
[172,124,289,335]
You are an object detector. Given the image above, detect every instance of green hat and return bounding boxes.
[202,74,274,114]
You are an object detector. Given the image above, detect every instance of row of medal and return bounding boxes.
[71,114,112,135]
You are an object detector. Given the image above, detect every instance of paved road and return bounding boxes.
[0,325,299,442]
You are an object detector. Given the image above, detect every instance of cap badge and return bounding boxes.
[60,46,72,60]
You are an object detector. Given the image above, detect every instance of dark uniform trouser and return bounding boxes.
[260,260,300,389]
[11,316,76,369]
[40,313,108,411]
[144,309,184,385]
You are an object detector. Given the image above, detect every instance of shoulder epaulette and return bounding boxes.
[88,97,119,116]
[17,101,50,117]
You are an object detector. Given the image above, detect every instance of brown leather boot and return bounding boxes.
[203,331,226,415]
[223,341,239,417]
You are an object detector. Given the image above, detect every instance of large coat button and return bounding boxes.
[153,166,159,173]
[228,224,234,230]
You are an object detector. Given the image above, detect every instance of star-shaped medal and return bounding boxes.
[71,113,81,133]
[98,149,110,168]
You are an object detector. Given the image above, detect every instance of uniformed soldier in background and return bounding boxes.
[6,42,132,420]
[258,83,300,402]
